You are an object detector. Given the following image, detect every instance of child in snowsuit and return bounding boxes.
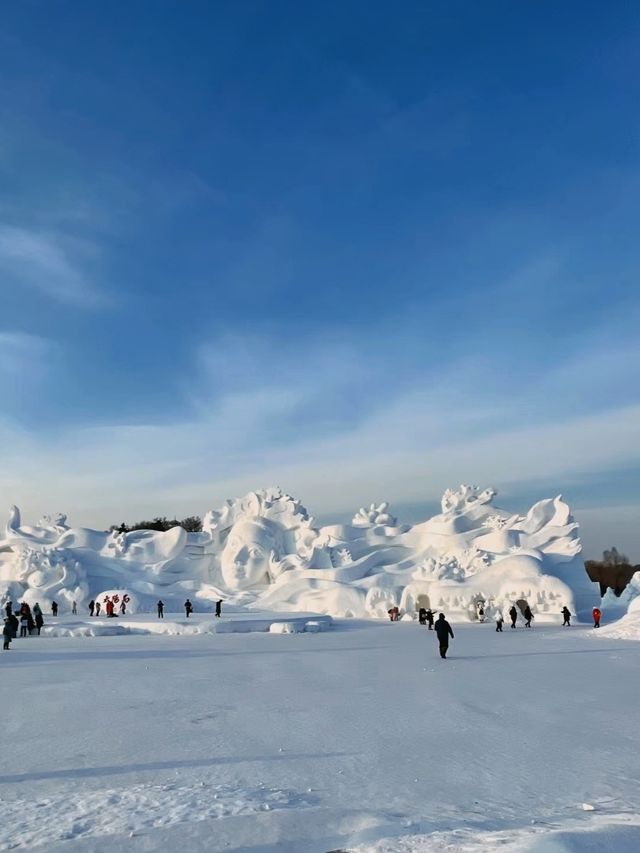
[561,607,571,626]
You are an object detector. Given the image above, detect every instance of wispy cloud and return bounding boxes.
[0,330,639,538]
[0,225,105,307]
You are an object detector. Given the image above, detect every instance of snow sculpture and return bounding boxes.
[0,485,596,620]
[352,502,398,528]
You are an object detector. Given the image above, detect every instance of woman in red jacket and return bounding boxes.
[592,607,601,628]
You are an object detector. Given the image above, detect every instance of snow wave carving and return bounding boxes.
[0,485,596,620]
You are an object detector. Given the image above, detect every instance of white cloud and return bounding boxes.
[0,327,638,547]
[0,225,105,307]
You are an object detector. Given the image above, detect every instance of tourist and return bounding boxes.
[3,617,12,650]
[106,598,114,617]
[523,605,533,628]
[157,600,164,618]
[425,608,434,630]
[19,614,28,638]
[509,605,518,628]
[4,600,12,619]
[477,605,485,623]
[89,599,95,616]
[33,603,44,636]
[51,601,58,616]
[95,601,101,616]
[561,606,571,626]
[184,599,193,618]
[72,601,77,615]
[418,607,427,625]
[9,613,18,638]
[434,613,454,659]
[215,599,222,618]
[120,599,126,615]
[592,606,601,628]
[495,614,504,632]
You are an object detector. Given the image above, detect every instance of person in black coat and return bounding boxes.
[3,618,12,650]
[523,605,533,628]
[4,600,12,619]
[51,601,58,616]
[425,609,434,630]
[561,606,571,626]
[215,600,222,618]
[434,613,454,659]
[89,599,95,616]
[509,605,518,628]
[184,599,193,618]
[496,614,504,632]
[418,607,427,625]
[157,600,164,618]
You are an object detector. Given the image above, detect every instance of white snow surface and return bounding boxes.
[1,617,639,852]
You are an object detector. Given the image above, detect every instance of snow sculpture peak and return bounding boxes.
[440,485,497,515]
[352,502,398,528]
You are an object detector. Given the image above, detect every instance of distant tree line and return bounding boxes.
[109,516,202,534]
[585,547,639,597]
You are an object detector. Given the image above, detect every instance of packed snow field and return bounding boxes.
[2,616,640,852]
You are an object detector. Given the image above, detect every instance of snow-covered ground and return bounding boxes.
[2,616,639,852]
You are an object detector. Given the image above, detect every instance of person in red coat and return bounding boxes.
[592,607,602,628]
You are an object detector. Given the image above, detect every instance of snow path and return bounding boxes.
[1,619,639,851]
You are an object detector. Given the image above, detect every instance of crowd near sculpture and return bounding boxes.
[0,484,598,621]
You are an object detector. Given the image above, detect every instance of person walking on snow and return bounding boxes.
[184,599,193,618]
[19,615,28,638]
[120,599,126,615]
[215,600,222,618]
[89,599,95,616]
[425,608,434,630]
[71,601,77,615]
[434,612,454,659]
[592,607,601,628]
[95,601,101,616]
[523,605,533,628]
[157,600,164,619]
[51,601,58,616]
[496,614,504,632]
[509,605,518,628]
[4,600,12,619]
[3,617,12,650]
[561,606,571,626]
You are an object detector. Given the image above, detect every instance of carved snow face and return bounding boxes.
[220,519,278,590]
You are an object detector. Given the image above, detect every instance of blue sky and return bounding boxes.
[0,1,639,557]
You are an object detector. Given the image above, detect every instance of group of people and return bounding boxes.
[88,595,130,617]
[156,599,223,618]
[2,600,46,649]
